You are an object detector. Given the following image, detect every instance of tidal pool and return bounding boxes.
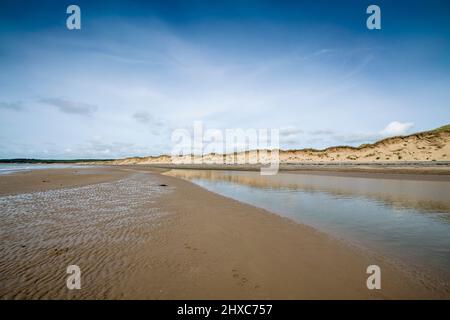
[167,169,450,281]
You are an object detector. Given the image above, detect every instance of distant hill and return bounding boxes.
[0,158,114,164]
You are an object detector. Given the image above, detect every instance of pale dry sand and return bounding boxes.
[0,166,448,299]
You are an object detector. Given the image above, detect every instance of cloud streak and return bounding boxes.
[0,101,23,111]
[39,97,98,116]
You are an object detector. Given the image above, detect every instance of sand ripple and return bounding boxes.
[0,173,171,299]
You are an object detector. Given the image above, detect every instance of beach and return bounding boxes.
[0,165,449,299]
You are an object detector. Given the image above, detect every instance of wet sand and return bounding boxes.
[0,167,129,196]
[0,166,449,299]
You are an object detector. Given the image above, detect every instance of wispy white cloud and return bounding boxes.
[380,121,414,137]
[309,121,415,146]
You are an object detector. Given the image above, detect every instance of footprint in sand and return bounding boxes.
[183,243,206,254]
[231,269,257,288]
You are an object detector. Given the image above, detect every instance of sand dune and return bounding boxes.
[108,125,450,165]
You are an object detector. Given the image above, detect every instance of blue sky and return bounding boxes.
[0,0,449,159]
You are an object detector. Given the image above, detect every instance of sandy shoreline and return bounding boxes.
[0,166,449,299]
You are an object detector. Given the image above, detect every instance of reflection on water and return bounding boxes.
[166,169,450,279]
